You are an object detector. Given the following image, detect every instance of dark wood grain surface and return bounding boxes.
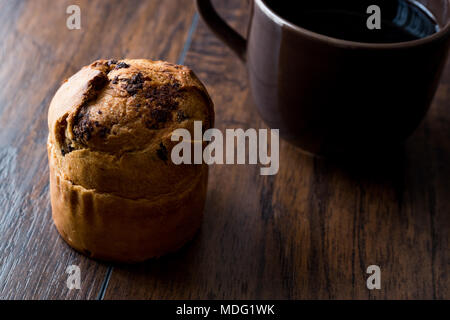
[0,0,448,299]
[0,0,196,299]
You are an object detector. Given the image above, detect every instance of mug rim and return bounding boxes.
[256,0,450,49]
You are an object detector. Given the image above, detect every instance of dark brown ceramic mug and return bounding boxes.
[196,0,450,156]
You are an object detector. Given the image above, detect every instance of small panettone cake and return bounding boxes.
[47,59,214,263]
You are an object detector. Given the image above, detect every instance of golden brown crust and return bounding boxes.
[48,59,214,198]
[47,59,214,262]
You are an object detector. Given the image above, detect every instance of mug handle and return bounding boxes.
[196,0,247,62]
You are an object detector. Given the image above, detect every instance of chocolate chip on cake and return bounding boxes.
[176,110,188,122]
[73,107,94,142]
[61,144,74,156]
[145,121,157,130]
[144,83,181,110]
[156,142,168,162]
[115,61,130,69]
[107,59,118,67]
[151,108,169,123]
[98,126,110,138]
[123,72,144,95]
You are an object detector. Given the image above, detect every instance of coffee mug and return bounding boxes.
[196,0,450,156]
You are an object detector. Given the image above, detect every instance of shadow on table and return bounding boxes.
[106,113,450,300]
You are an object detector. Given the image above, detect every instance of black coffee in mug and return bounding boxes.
[264,0,440,43]
[198,0,449,155]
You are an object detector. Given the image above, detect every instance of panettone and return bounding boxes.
[47,59,214,262]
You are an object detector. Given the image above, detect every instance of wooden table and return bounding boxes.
[0,0,448,300]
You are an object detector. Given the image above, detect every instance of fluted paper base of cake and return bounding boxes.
[48,147,208,263]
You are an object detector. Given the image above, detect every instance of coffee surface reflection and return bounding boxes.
[264,0,439,43]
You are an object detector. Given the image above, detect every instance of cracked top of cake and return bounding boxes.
[48,59,214,156]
